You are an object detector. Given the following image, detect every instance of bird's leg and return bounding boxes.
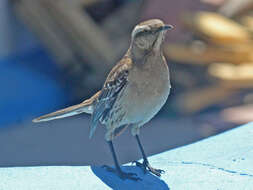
[134,135,165,177]
[104,141,140,181]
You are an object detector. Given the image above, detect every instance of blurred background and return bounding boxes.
[0,0,253,167]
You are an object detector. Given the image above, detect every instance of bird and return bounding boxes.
[33,19,173,180]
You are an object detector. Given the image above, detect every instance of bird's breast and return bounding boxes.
[121,56,170,124]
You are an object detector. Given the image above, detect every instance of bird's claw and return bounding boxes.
[133,161,165,177]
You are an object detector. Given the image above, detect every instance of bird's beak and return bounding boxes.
[158,25,174,32]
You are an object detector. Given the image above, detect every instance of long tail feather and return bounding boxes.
[32,102,92,123]
[32,91,101,123]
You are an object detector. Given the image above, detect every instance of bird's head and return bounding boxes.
[131,19,173,52]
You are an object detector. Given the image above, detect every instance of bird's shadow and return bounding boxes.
[91,165,170,190]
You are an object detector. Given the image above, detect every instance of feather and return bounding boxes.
[89,58,131,138]
[32,91,100,123]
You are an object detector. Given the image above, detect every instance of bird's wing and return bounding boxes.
[89,57,132,138]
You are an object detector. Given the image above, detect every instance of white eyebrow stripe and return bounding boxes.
[131,25,149,38]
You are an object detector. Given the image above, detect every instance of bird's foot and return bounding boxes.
[102,165,141,181]
[133,160,165,177]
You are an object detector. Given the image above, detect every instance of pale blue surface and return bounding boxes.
[1,123,252,189]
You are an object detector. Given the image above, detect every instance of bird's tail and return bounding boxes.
[32,91,100,123]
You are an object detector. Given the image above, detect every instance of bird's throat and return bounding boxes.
[129,44,162,65]
[131,46,153,65]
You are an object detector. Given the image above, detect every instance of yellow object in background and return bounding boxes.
[209,62,253,81]
[183,11,252,45]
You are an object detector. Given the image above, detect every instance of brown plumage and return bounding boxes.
[32,91,101,122]
[33,19,173,180]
